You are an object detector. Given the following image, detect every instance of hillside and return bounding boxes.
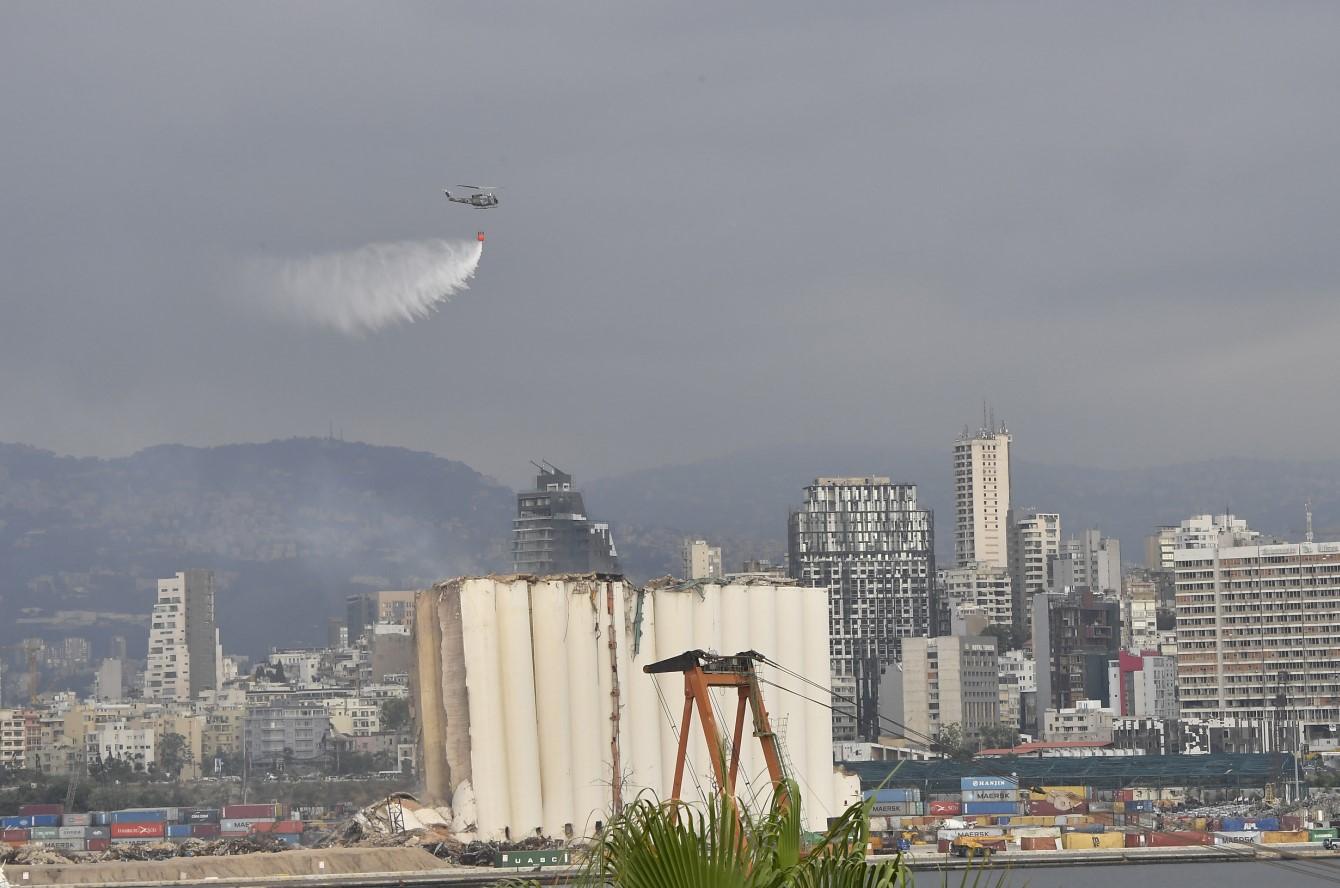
[0,439,514,657]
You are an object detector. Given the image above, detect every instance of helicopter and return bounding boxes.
[444,185,499,209]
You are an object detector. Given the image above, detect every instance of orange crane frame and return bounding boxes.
[643,650,790,814]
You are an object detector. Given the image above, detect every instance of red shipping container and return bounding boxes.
[928,801,962,816]
[1117,789,1134,802]
[220,831,249,838]
[1125,832,1147,847]
[191,824,220,837]
[87,838,110,852]
[1020,836,1057,851]
[19,804,63,816]
[1282,816,1303,831]
[223,804,278,820]
[2,829,28,843]
[110,822,165,838]
[273,821,303,834]
[249,821,276,833]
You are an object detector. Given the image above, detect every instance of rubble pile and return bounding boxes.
[0,835,298,868]
[326,793,570,867]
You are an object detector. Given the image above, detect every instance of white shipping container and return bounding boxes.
[937,828,1005,840]
[57,827,86,838]
[1215,831,1262,844]
[219,819,270,832]
[61,813,91,826]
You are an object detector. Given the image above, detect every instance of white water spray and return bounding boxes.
[252,237,484,335]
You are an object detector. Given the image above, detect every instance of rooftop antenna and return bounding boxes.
[982,400,989,433]
[541,459,563,473]
[529,460,547,474]
[1306,499,1315,543]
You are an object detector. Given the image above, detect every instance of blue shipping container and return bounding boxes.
[961,776,1018,792]
[30,815,59,827]
[91,812,111,826]
[864,789,920,803]
[0,817,29,829]
[1126,801,1155,813]
[962,802,1019,815]
[166,825,192,838]
[1221,817,1245,831]
[112,810,167,823]
[272,834,301,845]
[1255,818,1281,831]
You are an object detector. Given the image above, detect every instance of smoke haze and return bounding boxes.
[253,238,484,335]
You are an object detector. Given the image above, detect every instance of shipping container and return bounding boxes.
[220,818,274,832]
[29,815,59,828]
[86,827,109,839]
[272,833,301,845]
[37,838,86,851]
[869,802,922,817]
[187,808,221,824]
[111,810,167,823]
[1149,831,1212,847]
[1311,828,1339,842]
[111,837,161,845]
[928,801,961,816]
[29,827,59,840]
[1262,830,1309,844]
[191,824,221,837]
[936,827,1005,840]
[864,788,921,803]
[166,824,192,838]
[90,812,111,826]
[223,804,281,820]
[1215,831,1262,844]
[1062,831,1124,850]
[961,776,1018,792]
[1281,815,1303,831]
[110,822,165,838]
[1125,800,1155,813]
[1,829,28,843]
[19,804,63,817]
[1020,836,1057,850]
[273,821,303,834]
[1254,817,1281,832]
[57,827,86,839]
[220,830,249,838]
[961,789,1018,802]
[87,838,110,852]
[962,803,1018,816]
[1,817,32,829]
[1028,800,1089,816]
[61,812,91,827]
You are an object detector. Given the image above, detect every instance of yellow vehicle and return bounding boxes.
[950,836,1006,858]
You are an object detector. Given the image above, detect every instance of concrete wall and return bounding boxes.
[412,575,851,839]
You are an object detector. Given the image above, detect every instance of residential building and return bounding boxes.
[1043,700,1114,743]
[682,539,723,580]
[327,698,381,737]
[89,721,155,770]
[268,649,324,686]
[202,706,245,766]
[512,465,620,574]
[0,709,26,768]
[897,635,1000,748]
[95,658,123,702]
[1145,525,1178,571]
[1176,514,1259,551]
[144,570,222,702]
[1107,651,1177,719]
[346,590,415,643]
[243,704,330,767]
[1007,510,1060,637]
[1053,530,1121,594]
[1121,577,1159,650]
[999,649,1036,731]
[788,477,935,740]
[940,563,1013,632]
[953,421,1011,569]
[1176,539,1340,745]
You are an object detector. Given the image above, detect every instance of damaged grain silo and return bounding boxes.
[411,574,857,840]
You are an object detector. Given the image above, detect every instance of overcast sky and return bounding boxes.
[3,3,1339,487]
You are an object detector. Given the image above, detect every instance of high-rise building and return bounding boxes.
[953,421,1011,569]
[512,465,620,575]
[1120,576,1159,651]
[1176,539,1340,744]
[897,635,1000,748]
[681,539,722,580]
[1145,525,1178,571]
[1007,511,1060,636]
[144,570,222,702]
[346,590,416,643]
[1175,514,1259,551]
[1052,529,1121,594]
[1031,590,1120,737]
[788,477,934,740]
[940,563,1013,632]
[1107,651,1177,719]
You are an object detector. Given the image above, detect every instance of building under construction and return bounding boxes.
[411,575,858,840]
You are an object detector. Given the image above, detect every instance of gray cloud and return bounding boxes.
[2,2,1339,485]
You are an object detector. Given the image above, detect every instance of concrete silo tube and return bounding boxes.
[497,577,544,837]
[531,579,576,837]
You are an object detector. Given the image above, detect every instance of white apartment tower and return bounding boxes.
[899,635,1000,747]
[681,539,723,580]
[1008,511,1060,636]
[954,421,1011,570]
[144,570,223,702]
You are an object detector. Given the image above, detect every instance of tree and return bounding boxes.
[380,698,411,733]
[157,732,194,780]
[934,722,973,759]
[981,623,1026,653]
[977,722,1021,751]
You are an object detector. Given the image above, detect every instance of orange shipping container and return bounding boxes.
[1021,836,1058,851]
